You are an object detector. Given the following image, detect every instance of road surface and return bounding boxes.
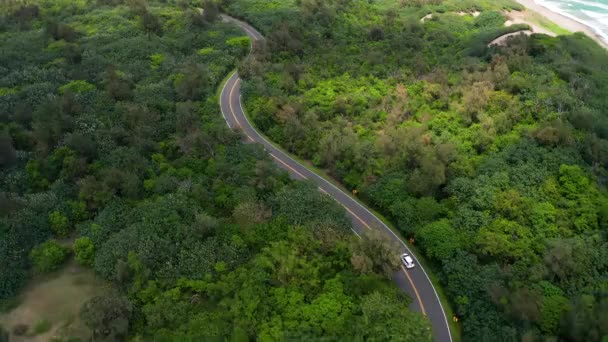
[219,14,452,342]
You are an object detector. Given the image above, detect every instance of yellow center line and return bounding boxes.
[340,203,372,230]
[401,265,427,316]
[270,153,307,179]
[228,78,254,142]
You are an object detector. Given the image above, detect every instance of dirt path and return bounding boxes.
[489,30,533,46]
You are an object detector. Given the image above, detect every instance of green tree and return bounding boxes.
[73,237,95,267]
[356,291,432,341]
[81,292,133,341]
[351,230,400,278]
[29,240,70,273]
[476,219,533,261]
[49,211,70,237]
[417,219,461,261]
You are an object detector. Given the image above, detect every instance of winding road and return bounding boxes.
[219,15,452,342]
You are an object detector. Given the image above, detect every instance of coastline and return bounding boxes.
[515,0,608,49]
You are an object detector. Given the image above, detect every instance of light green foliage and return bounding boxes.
[73,237,95,267]
[149,53,165,69]
[49,211,70,237]
[32,319,52,335]
[58,80,96,94]
[358,291,433,341]
[29,240,70,273]
[540,293,570,334]
[476,219,532,260]
[197,47,214,55]
[226,36,250,48]
[0,87,18,96]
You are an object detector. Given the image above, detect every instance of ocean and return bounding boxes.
[535,0,608,43]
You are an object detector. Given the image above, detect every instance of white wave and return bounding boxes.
[567,0,608,11]
[581,9,608,19]
[534,0,608,43]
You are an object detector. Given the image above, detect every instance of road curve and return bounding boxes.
[219,14,452,342]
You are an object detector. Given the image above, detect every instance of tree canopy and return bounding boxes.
[0,0,431,340]
[224,0,608,340]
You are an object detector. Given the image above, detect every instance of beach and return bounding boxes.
[515,0,608,49]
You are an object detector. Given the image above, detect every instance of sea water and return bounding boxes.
[535,0,608,43]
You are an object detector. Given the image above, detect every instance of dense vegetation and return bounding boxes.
[225,0,608,340]
[0,0,431,340]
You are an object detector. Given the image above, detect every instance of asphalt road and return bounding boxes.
[219,15,452,342]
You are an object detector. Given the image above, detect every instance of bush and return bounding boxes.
[49,211,71,237]
[32,319,52,335]
[73,237,95,267]
[29,240,70,273]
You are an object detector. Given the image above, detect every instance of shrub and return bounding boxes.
[226,36,251,48]
[150,53,165,69]
[29,240,70,273]
[73,237,95,267]
[49,211,71,237]
[32,319,52,335]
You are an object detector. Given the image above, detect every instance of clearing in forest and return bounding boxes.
[0,263,106,342]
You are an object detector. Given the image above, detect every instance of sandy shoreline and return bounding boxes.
[515,0,608,49]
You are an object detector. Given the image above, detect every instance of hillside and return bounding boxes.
[226,0,608,340]
[0,1,431,340]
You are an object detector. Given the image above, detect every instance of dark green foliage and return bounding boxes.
[273,181,351,233]
[1,1,431,340]
[0,130,17,168]
[0,324,8,342]
[80,292,133,341]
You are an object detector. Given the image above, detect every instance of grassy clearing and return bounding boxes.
[524,10,571,35]
[31,319,52,336]
[0,262,107,342]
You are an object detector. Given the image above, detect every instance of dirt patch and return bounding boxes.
[0,262,107,342]
[489,30,533,46]
[456,11,480,17]
[504,10,558,37]
[420,11,480,23]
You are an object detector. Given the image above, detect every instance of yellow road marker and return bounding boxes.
[270,153,308,179]
[228,79,254,142]
[401,265,427,316]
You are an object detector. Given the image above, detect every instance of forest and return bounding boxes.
[0,0,432,340]
[224,0,608,341]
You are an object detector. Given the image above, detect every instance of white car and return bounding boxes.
[401,253,415,269]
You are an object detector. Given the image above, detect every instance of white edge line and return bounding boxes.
[227,17,452,342]
[239,93,453,342]
[219,72,237,129]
